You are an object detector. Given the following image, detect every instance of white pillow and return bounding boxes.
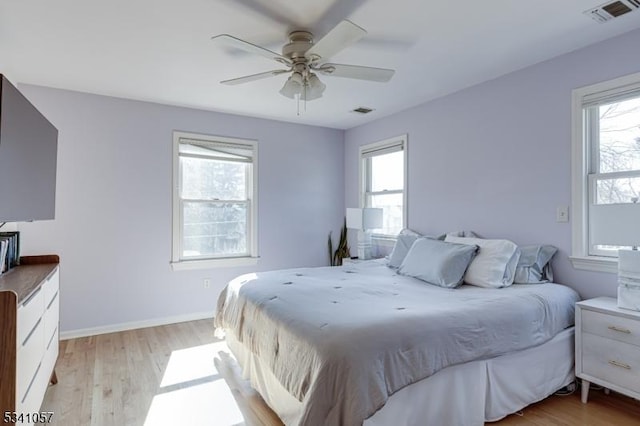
[444,235,520,288]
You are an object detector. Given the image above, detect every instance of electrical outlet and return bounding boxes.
[203,278,211,288]
[556,206,569,223]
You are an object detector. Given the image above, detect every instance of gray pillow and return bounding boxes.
[398,238,479,288]
[388,229,422,268]
[513,245,558,284]
[442,230,480,239]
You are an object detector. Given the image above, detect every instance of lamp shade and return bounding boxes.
[301,73,326,101]
[346,208,383,230]
[279,72,303,99]
[589,202,640,247]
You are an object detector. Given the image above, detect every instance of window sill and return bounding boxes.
[171,256,259,271]
[569,255,617,274]
[371,235,397,248]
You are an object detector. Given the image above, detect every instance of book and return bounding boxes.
[0,231,20,273]
[0,238,8,274]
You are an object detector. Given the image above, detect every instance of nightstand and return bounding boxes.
[575,297,640,403]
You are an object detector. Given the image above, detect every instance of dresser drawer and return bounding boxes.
[581,309,640,347]
[16,360,42,425]
[42,268,59,308]
[17,288,44,348]
[582,332,640,394]
[43,290,59,345]
[43,326,59,380]
[16,316,44,406]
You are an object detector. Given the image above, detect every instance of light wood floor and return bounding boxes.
[40,320,640,426]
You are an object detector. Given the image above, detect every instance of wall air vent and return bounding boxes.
[584,0,639,23]
[352,107,374,114]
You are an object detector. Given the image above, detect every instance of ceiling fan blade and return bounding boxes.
[358,37,415,52]
[221,69,290,86]
[222,0,295,27]
[212,34,292,66]
[315,63,395,82]
[305,20,366,62]
[313,0,369,35]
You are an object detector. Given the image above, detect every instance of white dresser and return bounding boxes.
[575,297,640,403]
[0,257,60,424]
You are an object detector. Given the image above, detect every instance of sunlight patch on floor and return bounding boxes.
[144,380,244,426]
[160,342,228,388]
[145,341,246,426]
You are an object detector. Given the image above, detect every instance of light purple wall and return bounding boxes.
[16,86,344,334]
[345,28,640,300]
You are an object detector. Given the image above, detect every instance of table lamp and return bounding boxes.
[346,207,383,260]
[590,200,640,311]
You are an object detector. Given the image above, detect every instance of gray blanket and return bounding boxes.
[215,260,579,426]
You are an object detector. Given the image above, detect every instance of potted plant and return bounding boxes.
[328,217,350,266]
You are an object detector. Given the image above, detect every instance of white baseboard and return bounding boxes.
[60,311,215,340]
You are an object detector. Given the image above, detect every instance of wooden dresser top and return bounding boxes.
[0,256,59,303]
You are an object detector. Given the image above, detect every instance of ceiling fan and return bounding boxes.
[211,20,395,103]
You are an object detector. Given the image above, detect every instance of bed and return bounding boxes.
[215,258,579,426]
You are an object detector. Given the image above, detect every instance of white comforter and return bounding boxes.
[215,260,579,426]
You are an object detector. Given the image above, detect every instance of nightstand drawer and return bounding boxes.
[582,309,640,347]
[582,333,640,394]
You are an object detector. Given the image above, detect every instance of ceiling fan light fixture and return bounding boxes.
[279,72,304,99]
[302,73,326,101]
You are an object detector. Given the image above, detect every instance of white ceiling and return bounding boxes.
[1,0,639,130]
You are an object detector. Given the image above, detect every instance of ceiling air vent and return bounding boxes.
[584,0,639,23]
[352,107,374,114]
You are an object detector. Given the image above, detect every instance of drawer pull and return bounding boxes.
[21,362,42,404]
[22,287,41,306]
[608,325,631,334]
[608,360,631,370]
[46,326,58,350]
[46,291,59,310]
[22,318,42,347]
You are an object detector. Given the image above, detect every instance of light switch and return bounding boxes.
[556,206,569,223]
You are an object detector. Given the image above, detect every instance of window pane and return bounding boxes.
[595,177,640,204]
[368,193,403,236]
[179,141,252,162]
[371,151,404,192]
[182,202,247,258]
[181,157,247,200]
[598,98,640,173]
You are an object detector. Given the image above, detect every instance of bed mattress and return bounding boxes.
[215,259,579,426]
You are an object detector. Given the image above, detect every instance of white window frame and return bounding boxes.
[171,131,258,270]
[359,134,408,244]
[570,71,640,274]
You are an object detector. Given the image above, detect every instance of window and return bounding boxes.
[571,72,640,273]
[360,135,407,237]
[172,131,258,269]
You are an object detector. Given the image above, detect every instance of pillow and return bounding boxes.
[444,235,520,288]
[444,230,480,239]
[513,245,558,284]
[431,230,480,241]
[388,228,422,268]
[398,238,478,288]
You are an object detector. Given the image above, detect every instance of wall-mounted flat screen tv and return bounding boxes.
[0,74,58,222]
